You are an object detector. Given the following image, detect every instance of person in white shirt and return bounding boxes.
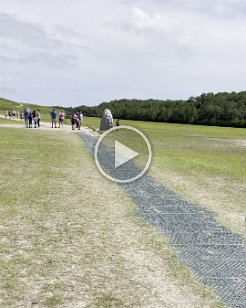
[77,111,83,130]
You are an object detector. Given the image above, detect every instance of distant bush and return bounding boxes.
[67,91,246,128]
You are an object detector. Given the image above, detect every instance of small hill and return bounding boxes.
[0,98,65,121]
[0,98,22,110]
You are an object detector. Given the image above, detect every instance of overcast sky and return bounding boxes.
[1,0,246,107]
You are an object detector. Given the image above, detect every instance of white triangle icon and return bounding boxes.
[115,140,139,168]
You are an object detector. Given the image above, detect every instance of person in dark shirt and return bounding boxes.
[50,109,57,128]
[28,111,32,128]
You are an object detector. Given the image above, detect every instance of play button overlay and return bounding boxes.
[94,125,152,183]
[114,140,139,168]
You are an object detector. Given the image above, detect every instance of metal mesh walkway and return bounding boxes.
[78,131,246,308]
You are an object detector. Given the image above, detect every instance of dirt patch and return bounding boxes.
[204,137,246,148]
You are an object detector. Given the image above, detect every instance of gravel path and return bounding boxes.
[78,130,246,308]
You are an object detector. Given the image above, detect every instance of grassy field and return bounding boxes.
[131,121,246,237]
[0,127,224,307]
[0,98,58,122]
[1,113,245,237]
[84,116,246,237]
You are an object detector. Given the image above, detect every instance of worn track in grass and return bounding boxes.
[78,130,246,308]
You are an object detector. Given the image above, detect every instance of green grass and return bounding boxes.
[83,116,246,138]
[87,116,245,180]
[0,128,71,305]
[83,116,101,128]
[83,116,245,183]
[0,97,21,110]
[1,109,245,234]
[84,116,246,236]
[0,101,244,305]
[0,127,225,307]
[0,97,60,122]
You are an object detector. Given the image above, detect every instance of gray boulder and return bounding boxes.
[100,109,114,131]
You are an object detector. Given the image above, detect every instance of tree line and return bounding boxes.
[66,91,246,128]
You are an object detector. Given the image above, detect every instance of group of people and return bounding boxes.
[50,109,66,128]
[5,107,41,128]
[50,109,83,130]
[24,107,41,128]
[5,110,23,120]
[70,111,83,130]
[5,106,120,132]
[5,106,87,131]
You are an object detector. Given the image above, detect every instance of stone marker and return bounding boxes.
[99,109,114,131]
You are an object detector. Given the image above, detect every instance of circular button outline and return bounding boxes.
[94,125,152,183]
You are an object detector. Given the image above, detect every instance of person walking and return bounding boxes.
[71,112,78,130]
[32,110,38,128]
[77,111,83,130]
[58,110,66,128]
[24,107,30,127]
[50,108,57,128]
[28,110,33,128]
[37,109,41,127]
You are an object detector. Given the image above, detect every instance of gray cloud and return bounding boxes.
[53,25,86,40]
[0,85,15,94]
[0,1,246,106]
[121,0,246,18]
[0,77,16,94]
[0,13,90,72]
[0,51,77,69]
[106,7,179,35]
[19,51,77,69]
[0,13,65,50]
